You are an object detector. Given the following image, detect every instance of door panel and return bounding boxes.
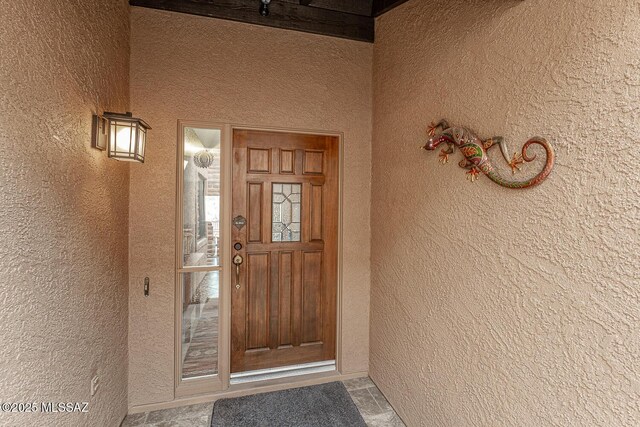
[303,150,324,174]
[279,150,295,174]
[231,130,338,373]
[247,148,270,173]
[247,183,263,243]
[246,252,269,350]
[278,251,294,347]
[301,251,323,344]
[310,184,323,241]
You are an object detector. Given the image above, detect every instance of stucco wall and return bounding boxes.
[129,8,372,407]
[0,1,130,426]
[371,0,640,425]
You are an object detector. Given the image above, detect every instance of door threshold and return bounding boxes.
[230,360,336,385]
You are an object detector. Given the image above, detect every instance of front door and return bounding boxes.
[231,129,339,373]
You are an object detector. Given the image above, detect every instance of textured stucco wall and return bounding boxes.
[0,1,130,426]
[371,0,640,426]
[129,8,372,407]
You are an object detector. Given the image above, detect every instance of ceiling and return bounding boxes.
[129,0,411,42]
[192,128,221,149]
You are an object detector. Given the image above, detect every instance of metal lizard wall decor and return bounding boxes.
[422,120,555,189]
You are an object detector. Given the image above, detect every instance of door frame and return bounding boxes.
[174,121,345,398]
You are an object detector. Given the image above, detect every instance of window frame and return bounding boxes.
[174,121,230,397]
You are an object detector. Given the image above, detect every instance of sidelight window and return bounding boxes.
[178,124,223,385]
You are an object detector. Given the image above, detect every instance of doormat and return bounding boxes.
[211,381,366,426]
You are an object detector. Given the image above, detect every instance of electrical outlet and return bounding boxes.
[90,375,99,397]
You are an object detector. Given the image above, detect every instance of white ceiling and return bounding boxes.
[192,128,221,149]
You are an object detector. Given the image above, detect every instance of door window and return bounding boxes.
[272,183,301,242]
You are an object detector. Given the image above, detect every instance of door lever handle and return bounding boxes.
[233,254,244,290]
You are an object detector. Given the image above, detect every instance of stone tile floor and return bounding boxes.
[122,377,405,427]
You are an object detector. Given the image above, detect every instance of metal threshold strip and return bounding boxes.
[230,360,336,385]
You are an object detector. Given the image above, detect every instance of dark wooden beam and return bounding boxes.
[130,0,374,42]
[372,0,410,17]
[283,0,373,16]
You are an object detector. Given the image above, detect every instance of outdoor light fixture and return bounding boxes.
[259,0,271,16]
[92,112,151,163]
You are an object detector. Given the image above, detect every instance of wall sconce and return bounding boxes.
[92,112,151,163]
[259,0,271,16]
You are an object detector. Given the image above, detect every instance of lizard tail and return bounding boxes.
[480,137,555,189]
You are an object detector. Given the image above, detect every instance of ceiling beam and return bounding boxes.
[372,0,410,17]
[283,0,373,16]
[130,0,374,42]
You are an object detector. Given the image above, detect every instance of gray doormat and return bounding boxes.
[211,381,366,426]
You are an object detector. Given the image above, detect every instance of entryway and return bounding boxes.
[122,377,404,427]
[175,125,341,396]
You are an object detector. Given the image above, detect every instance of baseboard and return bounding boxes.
[127,370,368,414]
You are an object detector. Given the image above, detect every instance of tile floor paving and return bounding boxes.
[121,377,405,427]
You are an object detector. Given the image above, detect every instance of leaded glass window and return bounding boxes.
[272,183,301,242]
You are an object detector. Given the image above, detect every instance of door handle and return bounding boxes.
[233,254,244,290]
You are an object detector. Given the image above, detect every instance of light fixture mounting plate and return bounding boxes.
[91,114,107,151]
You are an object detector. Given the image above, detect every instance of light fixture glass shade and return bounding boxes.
[103,112,151,163]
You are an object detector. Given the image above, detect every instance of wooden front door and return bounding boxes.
[231,130,339,373]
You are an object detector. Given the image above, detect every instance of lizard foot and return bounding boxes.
[466,167,481,182]
[439,149,450,164]
[428,122,438,137]
[509,152,524,175]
